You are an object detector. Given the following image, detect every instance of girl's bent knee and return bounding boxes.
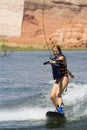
[57,93,61,97]
[50,94,55,100]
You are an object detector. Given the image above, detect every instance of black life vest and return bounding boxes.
[51,54,67,79]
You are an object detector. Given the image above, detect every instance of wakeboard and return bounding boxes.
[46,111,66,125]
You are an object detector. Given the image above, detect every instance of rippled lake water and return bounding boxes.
[0,50,87,130]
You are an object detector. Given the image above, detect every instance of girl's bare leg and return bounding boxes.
[50,83,59,107]
[50,76,68,109]
[57,76,69,106]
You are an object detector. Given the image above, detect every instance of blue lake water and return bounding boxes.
[0,50,87,130]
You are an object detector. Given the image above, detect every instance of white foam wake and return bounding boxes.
[63,82,87,120]
[0,107,53,121]
[0,82,87,122]
[64,82,87,105]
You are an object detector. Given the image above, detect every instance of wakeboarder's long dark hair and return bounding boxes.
[52,45,62,54]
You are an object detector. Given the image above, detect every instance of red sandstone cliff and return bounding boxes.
[7,0,87,48]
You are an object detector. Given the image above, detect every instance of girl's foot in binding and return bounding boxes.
[56,105,64,115]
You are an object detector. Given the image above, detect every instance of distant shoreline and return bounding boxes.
[0,46,87,51]
[0,39,87,51]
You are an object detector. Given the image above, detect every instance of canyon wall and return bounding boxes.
[2,0,87,48]
[0,0,24,37]
[20,0,87,48]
